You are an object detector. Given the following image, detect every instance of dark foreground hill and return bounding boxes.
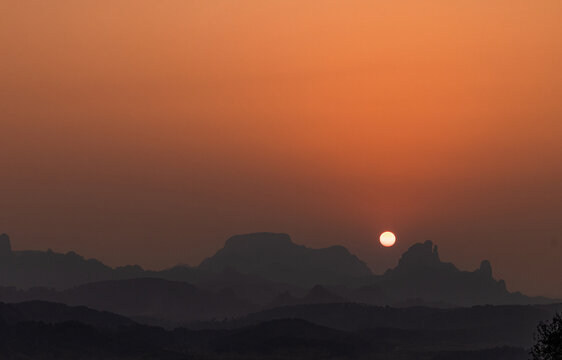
[0,300,545,360]
[195,302,562,348]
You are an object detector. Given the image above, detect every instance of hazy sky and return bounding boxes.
[1,1,561,297]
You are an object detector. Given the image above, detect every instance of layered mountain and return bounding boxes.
[0,232,557,309]
[199,232,373,286]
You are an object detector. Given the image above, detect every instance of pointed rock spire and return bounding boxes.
[478,260,493,278]
[0,233,12,257]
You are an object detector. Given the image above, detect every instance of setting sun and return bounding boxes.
[0,1,560,358]
[380,231,396,247]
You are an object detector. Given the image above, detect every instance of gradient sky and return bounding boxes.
[1,1,561,297]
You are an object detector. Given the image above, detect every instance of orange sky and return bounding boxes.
[1,1,561,297]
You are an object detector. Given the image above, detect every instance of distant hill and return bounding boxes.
[198,232,373,286]
[0,278,258,324]
[0,233,114,289]
[63,278,257,323]
[197,267,306,304]
[0,300,135,327]
[267,285,346,308]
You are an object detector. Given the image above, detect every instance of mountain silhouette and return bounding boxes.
[199,232,372,286]
[0,233,557,310]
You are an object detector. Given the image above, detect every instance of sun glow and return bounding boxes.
[379,231,396,247]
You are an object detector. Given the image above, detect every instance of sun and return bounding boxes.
[379,231,396,247]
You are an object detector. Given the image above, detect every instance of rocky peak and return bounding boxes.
[477,260,493,278]
[398,240,441,268]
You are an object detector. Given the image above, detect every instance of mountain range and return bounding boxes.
[0,231,556,323]
[0,231,560,359]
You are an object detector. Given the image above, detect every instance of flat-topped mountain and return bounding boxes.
[198,233,373,287]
